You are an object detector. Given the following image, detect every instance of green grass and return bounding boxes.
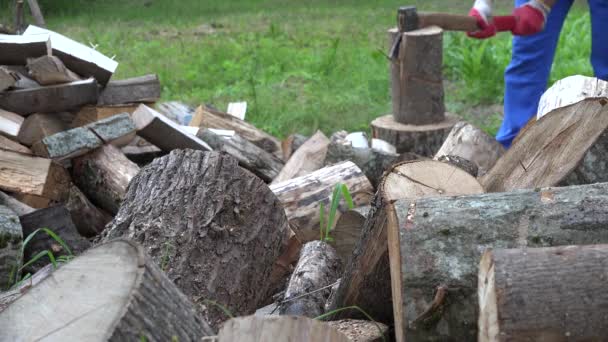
[1,0,593,137]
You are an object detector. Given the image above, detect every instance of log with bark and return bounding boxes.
[434,121,504,176]
[65,184,112,237]
[0,205,22,290]
[86,113,136,146]
[270,161,373,243]
[482,98,608,192]
[26,55,81,85]
[327,319,390,342]
[72,144,140,215]
[479,244,608,342]
[436,154,478,177]
[197,128,284,183]
[0,108,23,141]
[0,239,214,340]
[71,104,138,127]
[273,130,330,184]
[537,75,608,119]
[388,181,608,342]
[328,160,483,325]
[98,74,161,105]
[17,112,68,146]
[103,150,288,330]
[0,33,49,65]
[278,241,342,317]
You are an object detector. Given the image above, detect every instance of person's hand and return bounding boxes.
[467,0,496,39]
[511,0,550,35]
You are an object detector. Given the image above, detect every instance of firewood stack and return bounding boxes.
[2,20,608,342]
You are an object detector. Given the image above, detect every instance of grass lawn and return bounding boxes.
[2,0,594,138]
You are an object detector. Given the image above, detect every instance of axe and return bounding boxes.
[389,6,517,59]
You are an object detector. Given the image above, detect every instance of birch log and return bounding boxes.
[537,75,608,119]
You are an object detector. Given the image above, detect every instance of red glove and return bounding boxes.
[467,8,496,39]
[511,0,550,35]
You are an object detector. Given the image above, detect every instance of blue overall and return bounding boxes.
[497,0,608,147]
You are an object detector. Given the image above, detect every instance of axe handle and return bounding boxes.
[417,12,516,32]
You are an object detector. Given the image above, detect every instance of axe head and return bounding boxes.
[390,6,419,60]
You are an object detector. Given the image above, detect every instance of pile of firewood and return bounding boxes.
[3,21,608,342]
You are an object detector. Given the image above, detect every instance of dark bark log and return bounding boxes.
[0,205,22,290]
[26,55,81,85]
[0,239,215,340]
[65,184,112,238]
[102,150,289,330]
[327,319,390,342]
[272,131,330,184]
[17,112,68,147]
[98,74,161,105]
[279,241,342,317]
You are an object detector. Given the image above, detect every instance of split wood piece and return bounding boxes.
[0,66,17,91]
[0,205,22,290]
[331,206,370,262]
[371,114,458,157]
[31,126,102,161]
[72,144,140,215]
[0,136,31,154]
[3,65,40,89]
[272,130,330,184]
[218,315,349,342]
[389,182,608,342]
[197,128,284,183]
[121,136,164,166]
[0,263,52,313]
[71,104,138,127]
[11,193,54,209]
[0,108,23,141]
[281,133,309,161]
[267,229,304,297]
[0,149,70,201]
[0,78,98,115]
[434,121,504,176]
[26,55,81,85]
[26,0,46,27]
[478,245,608,342]
[328,160,483,325]
[102,150,288,330]
[132,104,212,152]
[17,112,67,146]
[86,113,136,146]
[436,155,478,177]
[481,98,608,192]
[19,205,91,274]
[537,75,608,119]
[98,74,161,105]
[279,241,342,317]
[270,161,373,243]
[191,105,282,158]
[327,319,390,342]
[23,25,118,86]
[156,101,195,125]
[65,184,112,238]
[389,26,444,125]
[0,32,49,65]
[0,191,34,216]
[0,239,214,340]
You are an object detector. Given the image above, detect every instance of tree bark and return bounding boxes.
[388,182,608,342]
[537,75,608,120]
[273,131,330,184]
[72,144,140,215]
[31,126,102,161]
[371,114,458,157]
[270,161,373,243]
[0,239,215,340]
[482,98,608,192]
[436,154,478,177]
[103,150,289,330]
[0,205,22,290]
[327,319,390,342]
[26,55,81,85]
[434,121,504,176]
[98,74,161,105]
[328,160,483,325]
[65,184,112,237]
[389,27,444,125]
[279,241,342,317]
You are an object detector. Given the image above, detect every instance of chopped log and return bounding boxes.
[218,315,349,342]
[0,136,31,154]
[388,182,608,342]
[371,114,458,157]
[12,193,53,209]
[389,26,445,125]
[132,104,212,152]
[481,98,608,192]
[0,263,52,312]
[0,78,98,115]
[191,105,282,157]
[156,101,195,125]
[0,31,49,65]
[102,150,288,330]
[327,319,390,342]
[26,0,46,28]
[18,205,91,273]
[98,74,161,105]
[279,241,342,317]
[0,191,34,216]
[272,131,330,184]
[65,184,112,238]
[0,66,17,91]
[72,145,140,215]
[17,112,68,146]
[71,104,138,127]
[0,205,22,290]
[31,126,102,161]
[86,113,136,146]
[197,128,284,183]
[121,136,164,166]
[26,55,81,85]
[479,245,608,342]
[331,206,370,262]
[434,121,504,176]
[23,25,118,85]
[537,75,608,119]
[0,108,23,141]
[436,154,478,177]
[3,65,41,89]
[0,239,214,340]
[281,133,308,161]
[0,149,70,201]
[328,160,483,325]
[270,161,373,243]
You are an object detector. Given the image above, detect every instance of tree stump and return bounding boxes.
[103,150,288,330]
[0,205,22,290]
[0,239,214,340]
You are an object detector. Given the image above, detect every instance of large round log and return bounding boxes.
[479,245,608,342]
[103,150,288,330]
[328,160,483,324]
[0,239,214,340]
